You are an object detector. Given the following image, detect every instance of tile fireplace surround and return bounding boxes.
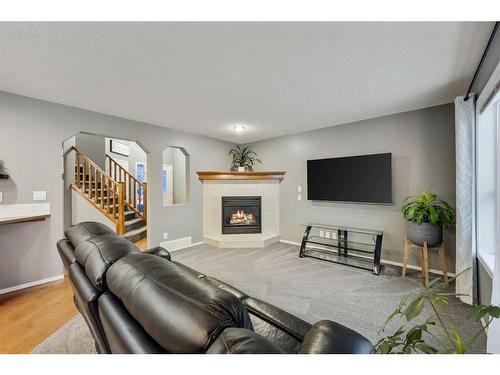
[197,171,285,248]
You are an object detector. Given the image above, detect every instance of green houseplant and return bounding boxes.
[401,186,455,247]
[374,273,500,354]
[229,145,261,171]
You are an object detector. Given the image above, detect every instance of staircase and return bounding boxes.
[70,147,147,242]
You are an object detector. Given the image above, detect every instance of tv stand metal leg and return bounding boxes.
[299,225,312,258]
[372,234,384,275]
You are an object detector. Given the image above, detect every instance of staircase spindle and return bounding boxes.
[100,173,104,208]
[127,176,135,207]
[89,164,93,199]
[117,182,126,235]
[143,182,147,223]
[133,182,136,208]
[94,167,98,204]
[82,158,87,195]
[75,152,79,189]
[106,178,110,215]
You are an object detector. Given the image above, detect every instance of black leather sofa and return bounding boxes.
[57,222,373,354]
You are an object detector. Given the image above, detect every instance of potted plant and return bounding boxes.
[229,145,261,171]
[374,272,500,354]
[401,186,455,247]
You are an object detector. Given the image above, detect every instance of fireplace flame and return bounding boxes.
[230,209,256,225]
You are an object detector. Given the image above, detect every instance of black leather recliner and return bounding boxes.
[57,222,373,354]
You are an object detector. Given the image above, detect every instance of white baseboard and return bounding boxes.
[279,239,455,278]
[160,236,204,252]
[0,274,64,295]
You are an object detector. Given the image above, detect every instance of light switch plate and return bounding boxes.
[297,186,302,193]
[297,194,302,201]
[163,232,168,240]
[33,191,47,201]
[0,191,3,203]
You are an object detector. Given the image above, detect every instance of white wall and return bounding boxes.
[71,189,115,231]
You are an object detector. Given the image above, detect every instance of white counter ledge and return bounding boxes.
[0,203,51,225]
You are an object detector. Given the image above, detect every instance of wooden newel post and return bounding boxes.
[117,182,126,235]
[142,182,147,224]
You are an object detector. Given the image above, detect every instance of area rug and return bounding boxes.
[32,242,486,353]
[31,314,96,354]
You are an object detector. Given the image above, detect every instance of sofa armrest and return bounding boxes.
[206,328,285,354]
[143,247,171,261]
[243,297,312,341]
[298,320,373,354]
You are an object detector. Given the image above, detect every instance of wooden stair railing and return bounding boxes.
[106,154,147,224]
[71,147,126,235]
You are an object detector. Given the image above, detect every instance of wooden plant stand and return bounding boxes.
[402,238,448,287]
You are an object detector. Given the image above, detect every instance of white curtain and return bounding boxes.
[454,95,475,305]
[488,94,500,354]
[489,239,500,353]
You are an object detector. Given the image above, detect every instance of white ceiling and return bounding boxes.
[0,22,494,143]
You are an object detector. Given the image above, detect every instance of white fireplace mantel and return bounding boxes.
[197,171,285,248]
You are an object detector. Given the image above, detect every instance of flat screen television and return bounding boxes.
[307,153,392,204]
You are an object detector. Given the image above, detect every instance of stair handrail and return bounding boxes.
[106,154,147,223]
[106,154,142,185]
[71,146,114,181]
[70,146,126,234]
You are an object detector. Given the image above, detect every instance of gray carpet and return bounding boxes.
[32,242,486,353]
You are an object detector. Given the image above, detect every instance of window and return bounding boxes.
[476,90,500,273]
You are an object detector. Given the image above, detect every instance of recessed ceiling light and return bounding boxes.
[232,124,246,132]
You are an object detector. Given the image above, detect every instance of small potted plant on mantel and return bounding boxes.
[229,145,262,172]
[401,186,455,247]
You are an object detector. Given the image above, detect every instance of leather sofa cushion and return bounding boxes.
[65,222,115,248]
[171,261,206,279]
[203,276,249,300]
[57,239,76,271]
[69,261,110,353]
[98,293,167,354]
[298,320,373,354]
[142,246,171,260]
[107,253,253,353]
[206,328,285,354]
[74,235,139,291]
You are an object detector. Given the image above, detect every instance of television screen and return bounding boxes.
[307,153,392,204]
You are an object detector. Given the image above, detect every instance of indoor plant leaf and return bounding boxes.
[404,296,425,321]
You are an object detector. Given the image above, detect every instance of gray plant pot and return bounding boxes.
[407,221,442,247]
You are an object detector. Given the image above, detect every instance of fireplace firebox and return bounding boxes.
[221,196,262,234]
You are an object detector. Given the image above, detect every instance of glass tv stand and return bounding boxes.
[299,223,384,275]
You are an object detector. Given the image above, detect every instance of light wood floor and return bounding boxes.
[0,277,77,354]
[0,237,148,354]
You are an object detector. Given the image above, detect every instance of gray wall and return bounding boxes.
[0,91,231,290]
[75,133,106,170]
[247,103,456,271]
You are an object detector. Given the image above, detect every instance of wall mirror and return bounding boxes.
[162,146,190,205]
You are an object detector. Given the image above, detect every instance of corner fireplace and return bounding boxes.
[221,196,262,234]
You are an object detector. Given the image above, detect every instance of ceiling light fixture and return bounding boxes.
[232,124,246,133]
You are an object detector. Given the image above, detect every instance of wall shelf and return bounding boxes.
[0,203,51,225]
